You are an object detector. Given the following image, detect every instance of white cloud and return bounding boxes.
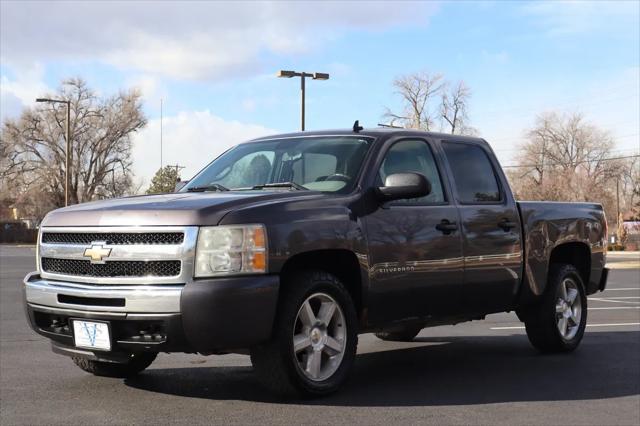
[521,0,639,36]
[131,110,277,188]
[1,1,436,81]
[125,75,164,102]
[0,62,51,120]
[0,91,22,122]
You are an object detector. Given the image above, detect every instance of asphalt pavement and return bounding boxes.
[1,246,638,425]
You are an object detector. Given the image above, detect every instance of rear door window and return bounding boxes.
[442,142,501,203]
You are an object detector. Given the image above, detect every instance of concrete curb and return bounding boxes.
[607,251,640,257]
[606,262,640,269]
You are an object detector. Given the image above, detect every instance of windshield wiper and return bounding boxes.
[251,182,308,191]
[186,183,230,192]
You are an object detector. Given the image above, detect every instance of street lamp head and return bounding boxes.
[277,70,297,78]
[35,98,69,104]
[312,72,330,81]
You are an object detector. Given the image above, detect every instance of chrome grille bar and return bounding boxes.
[39,226,198,285]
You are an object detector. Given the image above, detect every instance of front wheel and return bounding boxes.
[250,270,358,397]
[522,264,588,353]
[72,352,157,378]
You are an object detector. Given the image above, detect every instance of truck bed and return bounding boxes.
[517,201,607,302]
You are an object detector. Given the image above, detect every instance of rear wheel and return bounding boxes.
[72,352,157,378]
[375,325,422,342]
[250,270,358,397]
[523,264,587,353]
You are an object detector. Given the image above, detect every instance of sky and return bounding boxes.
[1,0,639,188]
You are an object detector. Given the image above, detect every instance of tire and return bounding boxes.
[72,352,157,378]
[375,326,422,342]
[250,270,358,398]
[523,264,588,353]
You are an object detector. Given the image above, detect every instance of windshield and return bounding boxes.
[182,136,374,193]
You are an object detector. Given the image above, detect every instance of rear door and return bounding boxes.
[440,141,523,314]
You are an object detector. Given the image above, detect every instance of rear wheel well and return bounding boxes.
[549,242,591,286]
[279,250,363,319]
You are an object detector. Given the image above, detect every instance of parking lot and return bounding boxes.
[1,246,638,425]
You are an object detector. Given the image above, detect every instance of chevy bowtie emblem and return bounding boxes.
[83,243,112,264]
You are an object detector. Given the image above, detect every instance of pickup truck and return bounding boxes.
[23,128,609,397]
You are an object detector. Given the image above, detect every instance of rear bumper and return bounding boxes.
[23,273,280,356]
[598,267,609,292]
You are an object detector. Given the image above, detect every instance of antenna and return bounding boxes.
[352,120,363,133]
[377,122,404,129]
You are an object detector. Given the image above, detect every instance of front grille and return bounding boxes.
[41,258,181,278]
[42,232,184,245]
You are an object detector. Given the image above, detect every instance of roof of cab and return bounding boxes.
[247,128,487,145]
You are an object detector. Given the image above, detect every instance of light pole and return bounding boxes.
[276,70,329,131]
[36,98,72,206]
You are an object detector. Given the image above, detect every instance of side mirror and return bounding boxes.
[377,173,431,202]
[175,180,189,192]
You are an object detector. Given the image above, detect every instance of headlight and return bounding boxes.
[195,225,267,277]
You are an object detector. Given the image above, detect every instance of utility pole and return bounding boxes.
[540,141,546,185]
[276,70,329,131]
[160,98,163,172]
[66,102,70,206]
[616,177,621,234]
[170,164,185,178]
[36,98,72,206]
[300,75,305,131]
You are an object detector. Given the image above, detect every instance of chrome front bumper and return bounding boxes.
[23,272,183,314]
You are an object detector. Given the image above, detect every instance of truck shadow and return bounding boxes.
[124,331,640,406]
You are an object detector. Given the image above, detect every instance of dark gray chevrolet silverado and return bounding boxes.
[24,128,609,397]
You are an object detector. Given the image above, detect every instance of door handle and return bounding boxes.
[498,219,517,232]
[436,220,458,235]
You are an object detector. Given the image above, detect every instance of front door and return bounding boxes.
[364,138,465,325]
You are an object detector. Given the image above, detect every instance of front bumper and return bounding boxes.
[23,273,280,356]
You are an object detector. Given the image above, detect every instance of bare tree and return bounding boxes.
[383,72,476,135]
[619,156,640,219]
[507,111,628,225]
[1,78,146,219]
[440,81,475,135]
[383,71,444,130]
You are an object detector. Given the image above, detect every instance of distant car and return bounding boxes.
[23,128,609,397]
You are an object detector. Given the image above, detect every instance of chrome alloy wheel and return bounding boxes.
[556,278,582,340]
[293,292,347,382]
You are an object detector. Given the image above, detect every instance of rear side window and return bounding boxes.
[442,142,501,203]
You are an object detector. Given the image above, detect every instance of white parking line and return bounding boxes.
[589,306,640,310]
[491,322,640,330]
[603,288,640,291]
[590,296,640,299]
[588,298,640,304]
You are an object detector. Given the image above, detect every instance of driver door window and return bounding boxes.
[378,139,445,204]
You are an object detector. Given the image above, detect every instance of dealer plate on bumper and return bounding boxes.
[72,320,111,351]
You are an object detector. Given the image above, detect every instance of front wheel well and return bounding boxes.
[279,249,363,320]
[548,242,591,286]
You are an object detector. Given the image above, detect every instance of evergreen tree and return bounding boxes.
[146,166,180,194]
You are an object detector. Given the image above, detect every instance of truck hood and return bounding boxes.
[41,191,322,227]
